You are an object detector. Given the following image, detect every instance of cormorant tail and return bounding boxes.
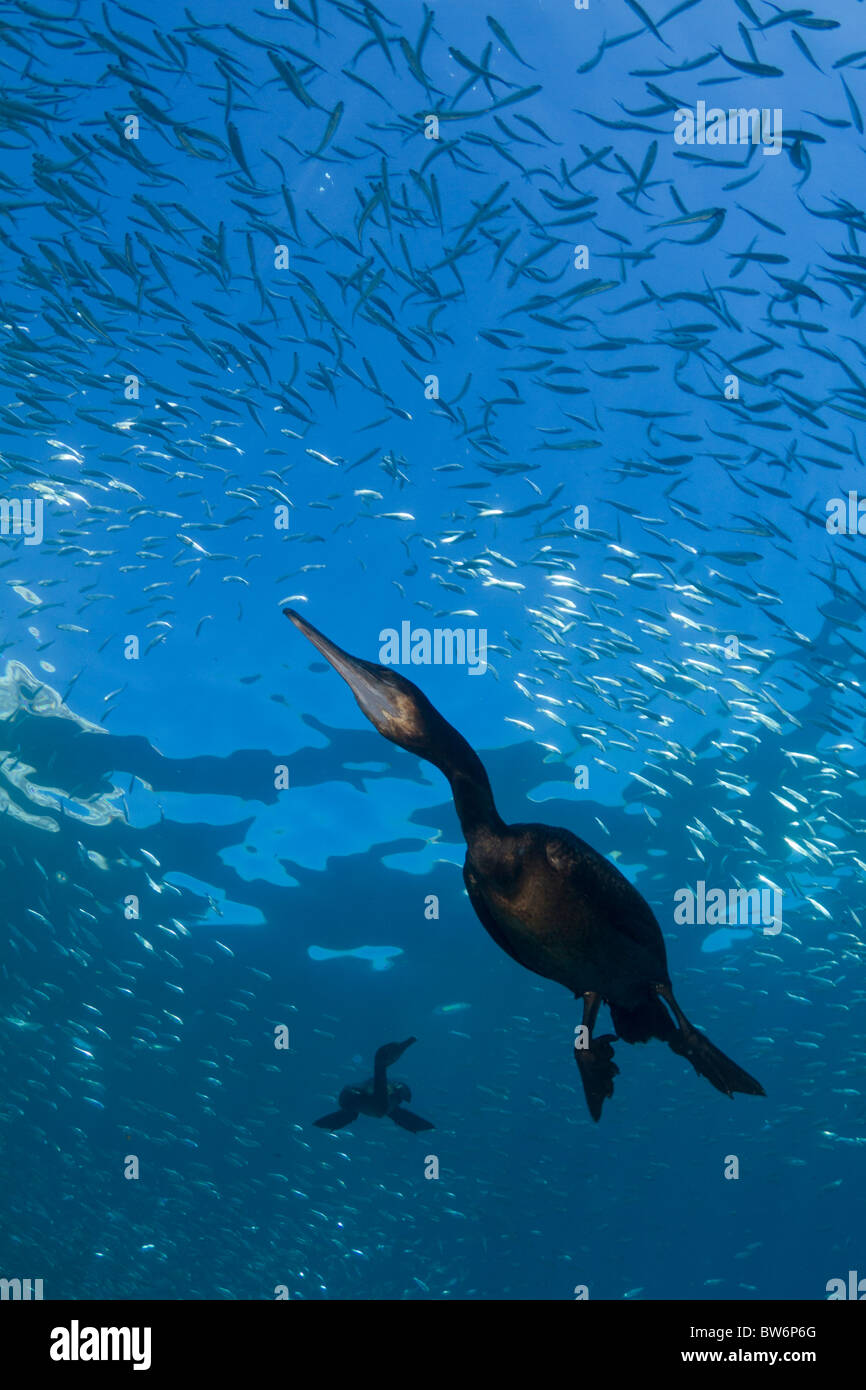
[610,995,677,1044]
[391,1108,435,1132]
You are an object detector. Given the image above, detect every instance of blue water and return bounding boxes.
[0,0,864,1300]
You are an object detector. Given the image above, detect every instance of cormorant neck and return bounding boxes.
[422,717,505,844]
[283,609,505,844]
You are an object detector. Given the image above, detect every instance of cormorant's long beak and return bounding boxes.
[285,609,502,837]
[284,607,369,684]
[283,607,429,747]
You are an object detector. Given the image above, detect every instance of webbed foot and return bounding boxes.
[655,984,764,1098]
[574,991,620,1121]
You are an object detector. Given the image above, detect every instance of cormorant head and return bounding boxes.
[284,608,448,758]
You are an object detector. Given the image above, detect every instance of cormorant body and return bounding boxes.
[288,610,764,1121]
[313,1037,434,1132]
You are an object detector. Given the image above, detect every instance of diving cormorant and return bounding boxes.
[287,610,765,1121]
[313,1037,434,1132]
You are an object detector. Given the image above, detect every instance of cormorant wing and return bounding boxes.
[313,1108,358,1130]
[463,862,542,974]
[544,832,669,967]
[391,1108,435,1132]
